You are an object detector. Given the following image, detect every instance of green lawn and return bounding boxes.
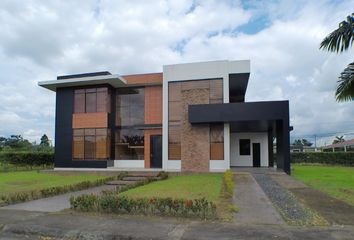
[121,174,223,202]
[0,171,109,195]
[292,165,354,206]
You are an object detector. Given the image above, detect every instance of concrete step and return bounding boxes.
[122,176,148,181]
[106,180,137,186]
[125,172,160,177]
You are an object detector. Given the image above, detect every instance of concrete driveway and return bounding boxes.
[233,172,284,225]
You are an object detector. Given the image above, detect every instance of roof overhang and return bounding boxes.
[38,74,127,92]
[188,101,290,132]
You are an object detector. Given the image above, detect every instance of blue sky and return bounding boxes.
[0,0,353,146]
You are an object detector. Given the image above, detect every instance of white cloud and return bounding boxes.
[0,0,353,145]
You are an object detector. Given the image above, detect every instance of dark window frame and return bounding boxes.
[72,128,110,160]
[74,87,110,113]
[239,139,251,156]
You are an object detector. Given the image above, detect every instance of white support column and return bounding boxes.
[223,65,230,170]
[162,68,169,171]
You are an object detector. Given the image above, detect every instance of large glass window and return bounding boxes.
[73,128,110,160]
[168,83,181,159]
[116,88,144,126]
[74,87,110,113]
[115,87,145,160]
[115,129,144,160]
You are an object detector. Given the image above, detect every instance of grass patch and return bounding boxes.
[292,164,354,206]
[119,173,235,220]
[121,174,223,202]
[0,171,110,196]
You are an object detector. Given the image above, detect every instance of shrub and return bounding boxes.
[291,152,354,166]
[223,170,234,198]
[70,194,217,219]
[0,152,54,166]
[157,171,169,180]
[70,194,98,212]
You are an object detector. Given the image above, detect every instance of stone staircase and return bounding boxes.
[105,172,161,188]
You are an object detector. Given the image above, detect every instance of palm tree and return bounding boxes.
[332,135,345,144]
[320,13,354,102]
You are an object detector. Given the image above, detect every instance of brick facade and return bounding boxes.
[180,88,210,172]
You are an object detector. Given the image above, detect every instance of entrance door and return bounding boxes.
[252,143,261,167]
[150,135,162,168]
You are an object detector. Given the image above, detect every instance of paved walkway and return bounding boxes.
[232,172,285,225]
[1,185,116,212]
[1,209,353,239]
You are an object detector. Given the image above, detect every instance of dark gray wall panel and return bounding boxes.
[54,87,107,168]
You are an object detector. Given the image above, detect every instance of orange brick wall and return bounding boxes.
[122,73,162,85]
[72,112,108,129]
[144,86,162,124]
[144,129,162,168]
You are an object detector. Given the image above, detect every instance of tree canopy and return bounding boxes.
[320,13,354,102]
[293,139,313,147]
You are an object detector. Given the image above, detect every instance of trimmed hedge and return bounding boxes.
[0,152,54,166]
[70,195,217,219]
[223,170,234,197]
[291,152,354,166]
[0,176,115,207]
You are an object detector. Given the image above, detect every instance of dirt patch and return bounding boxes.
[270,174,308,189]
[339,188,354,195]
[290,187,354,225]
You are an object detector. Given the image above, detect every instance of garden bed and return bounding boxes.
[70,171,235,220]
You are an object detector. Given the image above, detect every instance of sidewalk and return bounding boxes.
[232,172,284,225]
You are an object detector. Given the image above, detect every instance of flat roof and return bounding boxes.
[38,74,127,92]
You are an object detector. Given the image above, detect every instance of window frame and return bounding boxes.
[72,128,110,160]
[239,139,251,156]
[74,87,110,114]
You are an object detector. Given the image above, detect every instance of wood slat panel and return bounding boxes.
[72,112,108,129]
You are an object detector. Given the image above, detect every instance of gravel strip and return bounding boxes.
[252,173,317,225]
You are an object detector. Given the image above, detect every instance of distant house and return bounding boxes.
[321,139,354,152]
[290,145,316,153]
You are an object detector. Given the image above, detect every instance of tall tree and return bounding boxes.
[40,134,50,147]
[4,135,32,150]
[320,13,354,102]
[293,139,313,146]
[0,136,6,150]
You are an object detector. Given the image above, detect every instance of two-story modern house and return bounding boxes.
[39,60,291,173]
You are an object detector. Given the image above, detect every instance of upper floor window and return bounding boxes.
[74,87,111,113]
[116,87,144,126]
